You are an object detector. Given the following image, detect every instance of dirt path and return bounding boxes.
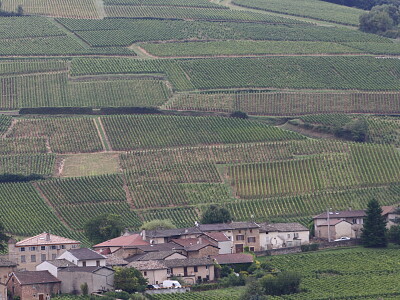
[54,156,65,177]
[129,45,157,59]
[33,182,75,231]
[2,118,17,138]
[94,0,106,19]
[93,118,107,151]
[280,121,340,140]
[96,118,113,151]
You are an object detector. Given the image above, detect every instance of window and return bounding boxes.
[352,218,357,224]
[144,271,147,276]
[61,245,65,249]
[96,260,100,267]
[41,246,46,251]
[20,247,25,252]
[72,244,77,248]
[31,255,36,262]
[236,235,244,241]
[247,237,256,243]
[250,229,253,233]
[41,254,46,261]
[238,230,241,233]
[82,261,86,267]
[206,265,208,270]
[156,281,158,284]
[29,246,36,251]
[249,247,255,252]
[294,233,299,239]
[51,245,57,250]
[20,255,26,263]
[194,266,198,272]
[167,268,171,275]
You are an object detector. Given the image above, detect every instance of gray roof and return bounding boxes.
[164,258,214,268]
[68,248,105,260]
[105,254,128,266]
[229,222,260,230]
[185,243,218,252]
[197,224,232,232]
[313,210,366,219]
[128,260,167,271]
[145,227,202,238]
[59,266,114,273]
[138,251,185,261]
[259,223,308,233]
[48,259,77,268]
[133,243,184,252]
[12,271,60,285]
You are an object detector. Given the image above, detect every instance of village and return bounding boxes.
[0,204,399,300]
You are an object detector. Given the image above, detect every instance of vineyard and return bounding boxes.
[0,154,55,176]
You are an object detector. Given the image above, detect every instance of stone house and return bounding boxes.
[317,220,353,240]
[313,210,366,239]
[6,271,61,300]
[0,257,17,300]
[8,233,80,271]
[164,258,215,285]
[57,266,114,295]
[170,238,219,258]
[56,248,106,267]
[259,222,310,249]
[127,261,168,285]
[36,259,77,278]
[381,205,400,228]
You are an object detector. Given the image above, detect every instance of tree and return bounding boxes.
[361,198,388,247]
[200,205,232,224]
[80,282,88,296]
[84,213,124,244]
[359,4,400,35]
[230,111,249,119]
[114,267,147,293]
[16,5,23,15]
[387,225,400,244]
[0,220,10,252]
[141,219,176,230]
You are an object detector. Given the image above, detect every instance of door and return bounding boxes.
[184,267,188,276]
[235,244,244,253]
[39,294,44,300]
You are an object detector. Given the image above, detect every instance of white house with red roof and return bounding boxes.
[8,233,80,271]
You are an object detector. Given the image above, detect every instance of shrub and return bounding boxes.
[230,111,249,119]
[80,283,88,296]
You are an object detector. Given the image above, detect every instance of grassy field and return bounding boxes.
[59,153,120,177]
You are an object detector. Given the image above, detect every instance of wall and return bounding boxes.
[36,262,59,277]
[142,269,168,285]
[228,229,260,253]
[58,269,114,294]
[187,246,219,259]
[217,241,232,254]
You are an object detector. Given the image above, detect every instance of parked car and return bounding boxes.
[147,284,161,289]
[334,236,350,241]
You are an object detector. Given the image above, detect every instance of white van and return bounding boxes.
[162,280,182,288]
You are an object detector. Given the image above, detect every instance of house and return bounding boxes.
[92,234,149,258]
[316,220,353,240]
[56,248,106,267]
[57,266,114,295]
[259,222,310,249]
[202,232,232,254]
[164,258,215,284]
[128,261,168,285]
[171,238,219,258]
[381,205,400,228]
[36,259,77,278]
[141,228,202,244]
[0,257,17,300]
[8,233,80,271]
[6,271,61,300]
[313,209,366,239]
[212,253,253,272]
[128,250,187,262]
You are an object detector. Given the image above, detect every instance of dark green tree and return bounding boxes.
[84,213,124,244]
[361,198,388,247]
[0,220,10,252]
[114,267,147,293]
[387,225,400,244]
[200,204,232,224]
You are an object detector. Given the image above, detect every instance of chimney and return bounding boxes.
[123,228,129,236]
[141,230,146,241]
[349,207,352,211]
[45,233,51,242]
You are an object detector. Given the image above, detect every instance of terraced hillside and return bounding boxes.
[0,0,400,266]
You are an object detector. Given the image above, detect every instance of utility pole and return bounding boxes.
[327,207,331,242]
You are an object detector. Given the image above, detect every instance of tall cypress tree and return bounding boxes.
[361,198,387,247]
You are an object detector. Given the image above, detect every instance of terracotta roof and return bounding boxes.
[313,210,366,219]
[382,206,398,216]
[16,233,80,247]
[318,219,352,226]
[0,256,17,267]
[47,259,77,268]
[138,251,186,261]
[12,271,61,285]
[128,260,167,271]
[212,253,253,265]
[204,232,230,242]
[93,234,149,248]
[105,254,128,267]
[67,248,106,260]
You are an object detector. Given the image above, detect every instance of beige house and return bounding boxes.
[164,258,215,284]
[259,223,309,250]
[382,206,400,228]
[128,261,168,285]
[8,233,80,271]
[317,220,353,240]
[313,210,366,240]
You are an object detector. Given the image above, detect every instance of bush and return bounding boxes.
[230,111,248,119]
[220,272,246,287]
[301,243,319,252]
[0,173,45,183]
[19,107,93,115]
[260,271,301,296]
[104,291,130,300]
[80,283,88,296]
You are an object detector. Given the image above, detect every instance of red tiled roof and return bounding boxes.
[93,234,149,248]
[212,253,253,265]
[16,233,80,247]
[381,206,397,216]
